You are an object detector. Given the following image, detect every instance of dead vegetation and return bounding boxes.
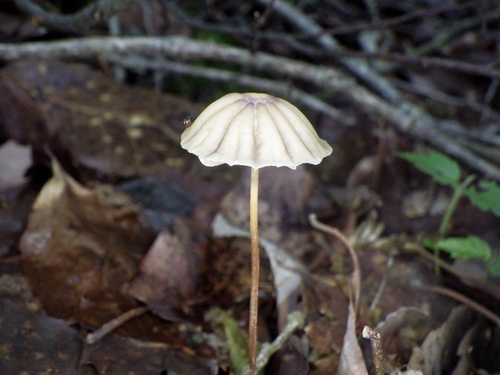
[0,0,499,374]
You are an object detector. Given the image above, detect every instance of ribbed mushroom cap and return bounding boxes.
[180,93,332,169]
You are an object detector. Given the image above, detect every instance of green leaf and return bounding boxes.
[465,180,500,217]
[398,151,461,186]
[487,254,500,277]
[428,235,492,260]
[220,311,255,375]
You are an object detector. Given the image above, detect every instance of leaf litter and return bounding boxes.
[0,58,499,375]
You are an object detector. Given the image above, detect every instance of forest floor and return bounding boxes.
[0,1,499,374]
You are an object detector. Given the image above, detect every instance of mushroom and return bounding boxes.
[181,92,332,374]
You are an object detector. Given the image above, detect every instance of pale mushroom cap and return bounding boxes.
[180,93,332,169]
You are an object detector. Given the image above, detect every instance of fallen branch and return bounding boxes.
[1,36,499,180]
[105,55,353,125]
[256,0,400,103]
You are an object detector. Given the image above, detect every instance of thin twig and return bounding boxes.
[363,0,381,25]
[393,78,500,124]
[331,50,500,80]
[14,0,136,33]
[420,284,500,328]
[309,213,361,310]
[244,311,305,375]
[251,0,276,52]
[321,1,479,37]
[256,0,400,103]
[369,250,396,311]
[410,6,500,57]
[1,37,499,180]
[162,1,320,57]
[85,306,148,344]
[251,1,500,180]
[162,1,251,38]
[104,55,353,125]
[480,79,500,123]
[405,243,500,298]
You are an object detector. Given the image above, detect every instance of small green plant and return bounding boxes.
[209,309,304,375]
[398,150,500,277]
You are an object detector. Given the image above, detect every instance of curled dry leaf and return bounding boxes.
[408,306,477,374]
[338,303,369,375]
[19,161,155,327]
[128,227,205,322]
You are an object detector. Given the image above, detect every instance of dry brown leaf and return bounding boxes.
[128,228,206,321]
[338,302,369,375]
[19,160,155,327]
[408,306,477,374]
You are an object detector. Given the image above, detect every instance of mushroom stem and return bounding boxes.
[249,167,260,375]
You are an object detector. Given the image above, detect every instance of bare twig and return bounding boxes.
[309,213,361,310]
[85,306,148,344]
[104,55,353,125]
[245,311,305,375]
[162,1,251,38]
[256,0,400,103]
[369,250,396,311]
[393,78,500,124]
[331,50,500,81]
[253,0,500,172]
[107,15,126,82]
[309,214,368,374]
[405,243,500,298]
[420,284,500,328]
[411,5,500,57]
[323,1,479,37]
[14,0,136,33]
[363,0,381,25]
[1,37,499,180]
[481,79,500,122]
[162,1,320,57]
[251,0,276,52]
